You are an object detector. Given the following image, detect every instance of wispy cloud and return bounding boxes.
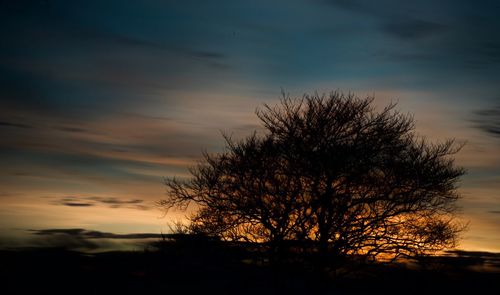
[60,201,94,207]
[52,196,151,210]
[0,121,33,129]
[382,19,445,40]
[187,50,226,59]
[29,228,163,239]
[55,126,87,133]
[25,228,163,251]
[472,106,500,138]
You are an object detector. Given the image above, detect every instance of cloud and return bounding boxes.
[477,42,500,64]
[489,211,500,214]
[382,19,445,40]
[56,126,87,133]
[0,109,208,188]
[319,0,500,72]
[320,0,425,19]
[187,50,226,59]
[451,41,500,70]
[0,2,234,122]
[28,229,100,251]
[0,67,52,112]
[0,121,33,129]
[25,228,164,251]
[29,228,163,239]
[320,0,377,14]
[472,106,500,138]
[60,201,94,207]
[53,196,151,210]
[373,50,436,63]
[88,196,143,205]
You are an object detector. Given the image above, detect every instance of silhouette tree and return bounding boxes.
[161,91,465,269]
[162,134,306,260]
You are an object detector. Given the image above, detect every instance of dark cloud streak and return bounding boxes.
[53,196,151,210]
[382,19,445,40]
[30,228,163,239]
[61,202,94,207]
[87,196,143,205]
[472,107,500,138]
[56,126,87,133]
[0,121,33,129]
[25,228,164,251]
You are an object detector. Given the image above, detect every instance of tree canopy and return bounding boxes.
[161,91,465,267]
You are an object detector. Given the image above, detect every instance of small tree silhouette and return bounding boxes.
[161,91,465,270]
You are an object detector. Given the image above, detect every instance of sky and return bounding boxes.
[1,0,499,252]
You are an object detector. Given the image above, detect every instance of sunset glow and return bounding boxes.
[1,0,499,253]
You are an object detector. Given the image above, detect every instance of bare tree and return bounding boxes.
[162,134,306,259]
[161,91,465,269]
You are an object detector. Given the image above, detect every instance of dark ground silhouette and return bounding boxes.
[2,235,499,295]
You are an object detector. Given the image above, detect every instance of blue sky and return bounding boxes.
[1,0,499,251]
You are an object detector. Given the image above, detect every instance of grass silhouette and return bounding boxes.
[2,235,499,295]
